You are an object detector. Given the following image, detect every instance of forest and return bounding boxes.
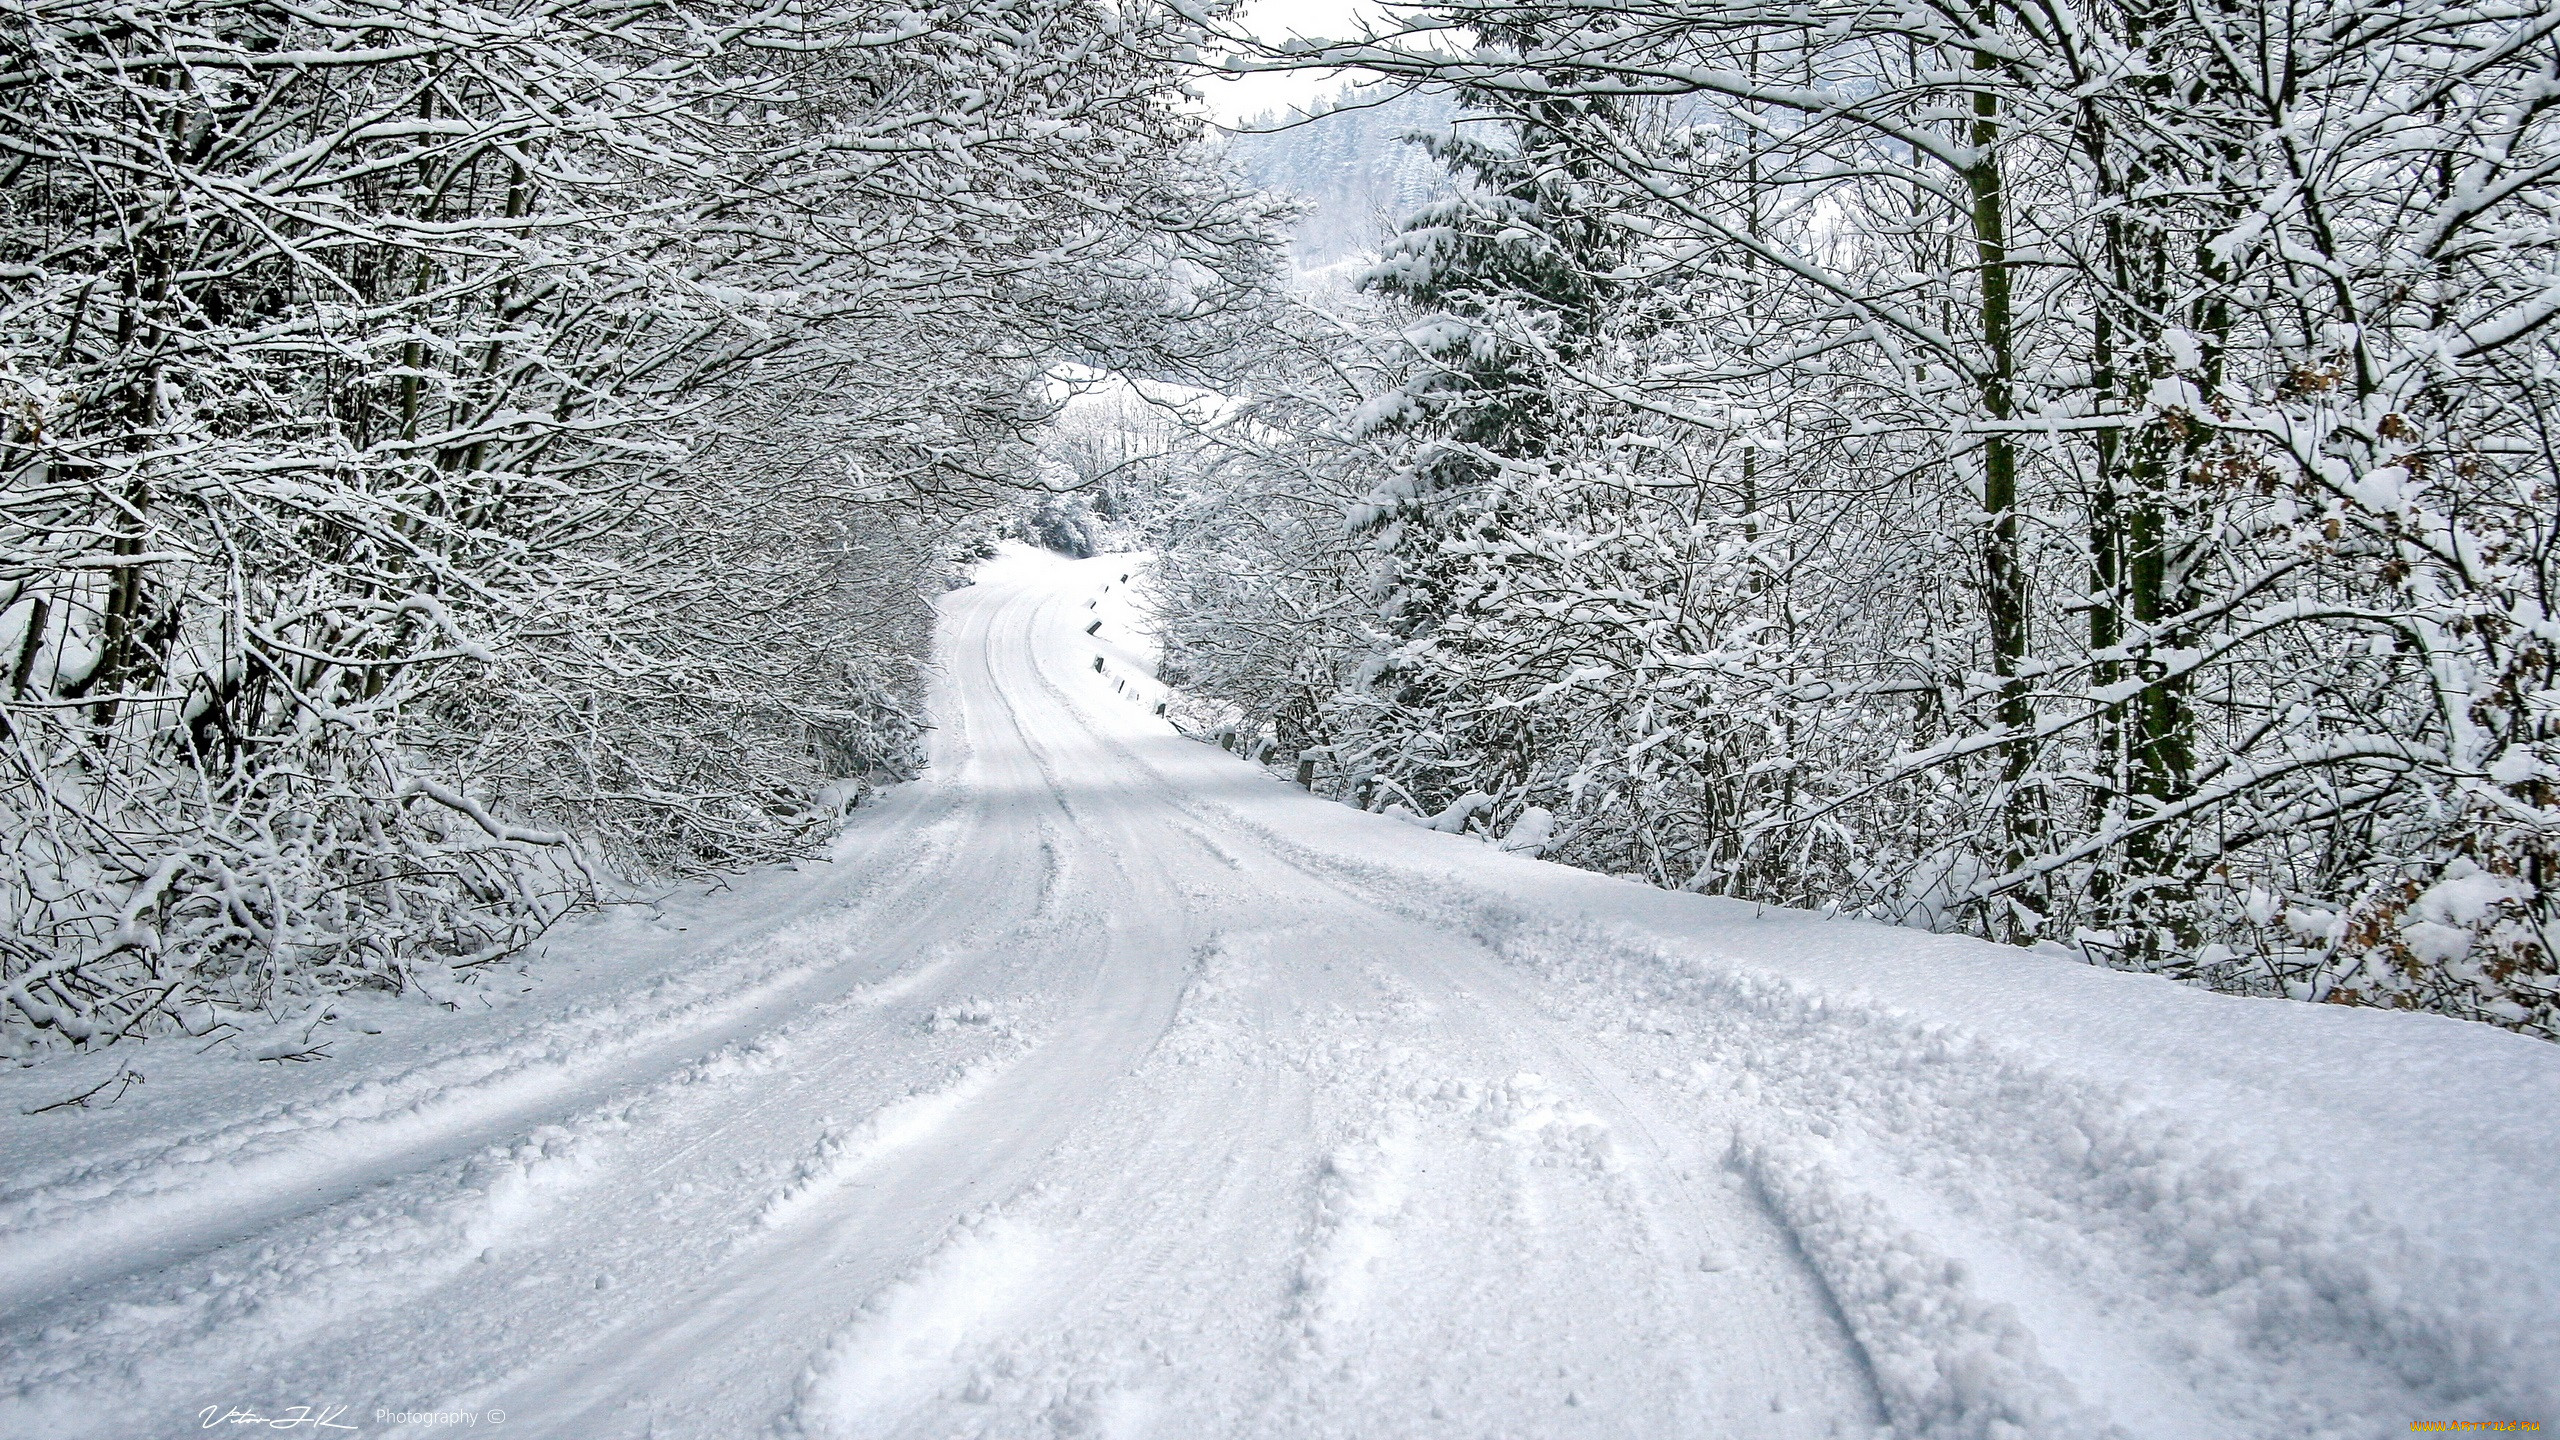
[1157,0,2560,1039]
[7,0,2558,1056]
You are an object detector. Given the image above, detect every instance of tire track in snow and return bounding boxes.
[1486,914,2555,1436]
[0,797,986,1329]
[1007,565,1890,1432]
[1289,1106,1419,1353]
[1010,557,2560,1437]
[778,1212,1057,1439]
[750,1044,1028,1237]
[0,936,996,1432]
[1734,1129,2124,1440]
[433,574,1213,1439]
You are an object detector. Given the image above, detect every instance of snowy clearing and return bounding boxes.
[2,548,2553,1440]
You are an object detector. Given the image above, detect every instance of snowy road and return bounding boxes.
[4,550,2556,1440]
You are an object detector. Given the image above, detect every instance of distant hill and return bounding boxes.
[1219,86,1458,283]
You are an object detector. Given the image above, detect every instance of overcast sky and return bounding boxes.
[1198,0,1389,124]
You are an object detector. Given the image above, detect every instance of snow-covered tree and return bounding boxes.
[0,0,1284,1054]
[1161,0,2560,1035]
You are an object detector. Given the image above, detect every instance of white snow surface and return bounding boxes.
[2,546,2554,1440]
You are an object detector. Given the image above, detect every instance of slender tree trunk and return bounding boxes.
[2089,295,2127,919]
[1967,42,2041,932]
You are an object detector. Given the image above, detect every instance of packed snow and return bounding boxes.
[2,548,2552,1439]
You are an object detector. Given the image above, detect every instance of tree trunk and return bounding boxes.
[1967,44,2041,934]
